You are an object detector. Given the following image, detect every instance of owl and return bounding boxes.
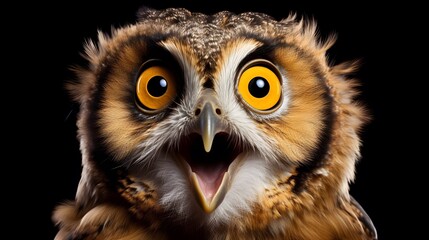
[53,7,377,240]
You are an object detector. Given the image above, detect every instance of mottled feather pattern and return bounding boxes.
[54,7,376,240]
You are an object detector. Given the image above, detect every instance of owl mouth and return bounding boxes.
[177,132,242,213]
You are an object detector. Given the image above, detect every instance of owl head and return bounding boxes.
[63,6,371,235]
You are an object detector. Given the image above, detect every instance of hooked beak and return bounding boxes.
[177,97,242,213]
[199,103,220,153]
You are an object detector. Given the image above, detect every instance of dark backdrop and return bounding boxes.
[25,1,421,239]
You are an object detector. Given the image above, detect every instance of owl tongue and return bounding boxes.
[192,162,227,200]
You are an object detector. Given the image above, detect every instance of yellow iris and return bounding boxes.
[136,65,177,111]
[238,64,282,111]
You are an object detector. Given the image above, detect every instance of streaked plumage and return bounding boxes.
[53,7,377,240]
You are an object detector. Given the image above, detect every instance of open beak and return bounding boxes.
[177,101,242,213]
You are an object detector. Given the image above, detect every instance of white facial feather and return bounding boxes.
[215,40,288,163]
[132,41,202,167]
[149,152,197,219]
[141,151,274,227]
[208,152,274,224]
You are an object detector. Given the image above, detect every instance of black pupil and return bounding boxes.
[147,76,168,97]
[248,77,269,98]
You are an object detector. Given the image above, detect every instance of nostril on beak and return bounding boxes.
[195,107,220,117]
[196,103,224,153]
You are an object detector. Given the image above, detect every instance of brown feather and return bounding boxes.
[54,7,375,239]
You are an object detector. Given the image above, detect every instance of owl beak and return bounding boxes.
[174,99,241,213]
[178,128,241,213]
[199,103,221,152]
[175,87,244,213]
[191,103,229,212]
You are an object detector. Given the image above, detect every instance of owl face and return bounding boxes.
[69,8,362,226]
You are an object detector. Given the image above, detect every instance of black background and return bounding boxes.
[18,1,422,239]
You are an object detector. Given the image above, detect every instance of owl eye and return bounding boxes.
[135,61,177,112]
[237,60,282,112]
